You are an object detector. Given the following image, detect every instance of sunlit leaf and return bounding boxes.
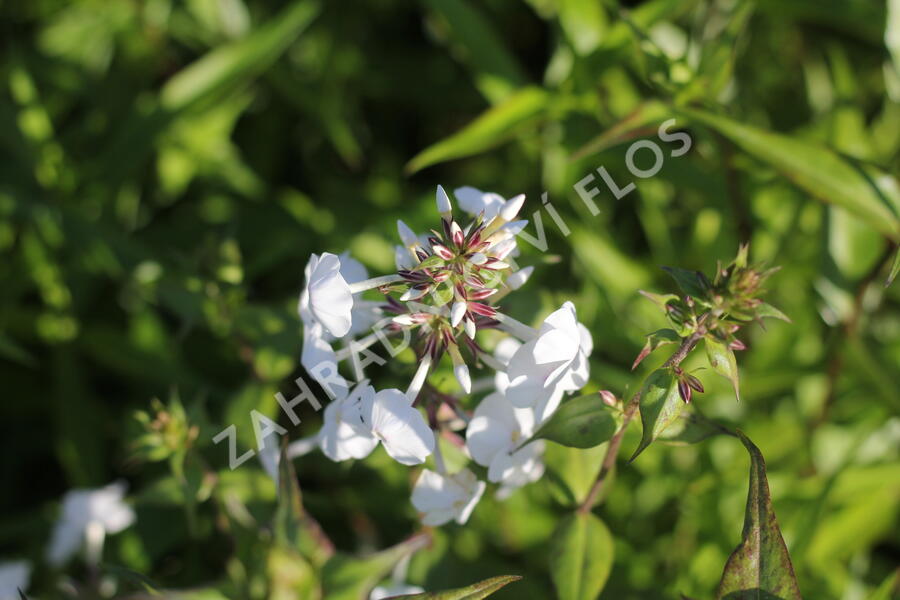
[549,512,614,600]
[405,87,548,174]
[530,394,623,449]
[676,107,900,241]
[716,432,802,600]
[630,368,682,461]
[705,337,740,402]
[321,535,430,600]
[397,575,522,599]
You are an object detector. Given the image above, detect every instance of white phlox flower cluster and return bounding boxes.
[293,186,592,526]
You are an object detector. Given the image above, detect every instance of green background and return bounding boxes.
[1,0,898,598]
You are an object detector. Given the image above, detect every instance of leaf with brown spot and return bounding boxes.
[716,432,802,600]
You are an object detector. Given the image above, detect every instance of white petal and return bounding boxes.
[301,323,349,399]
[397,219,418,247]
[499,194,525,221]
[0,561,30,598]
[465,392,518,465]
[532,328,579,366]
[337,251,368,286]
[371,584,425,600]
[493,337,522,365]
[364,389,434,465]
[395,245,415,270]
[506,266,533,290]
[307,252,353,337]
[454,186,504,220]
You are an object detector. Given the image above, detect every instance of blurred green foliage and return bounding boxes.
[1,0,898,598]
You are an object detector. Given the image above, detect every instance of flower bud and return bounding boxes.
[464,318,476,339]
[454,363,471,394]
[436,185,452,218]
[677,379,692,404]
[469,252,488,265]
[450,301,467,327]
[599,390,617,406]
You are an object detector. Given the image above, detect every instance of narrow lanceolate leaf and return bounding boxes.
[716,433,802,600]
[274,443,334,567]
[631,369,682,461]
[662,266,711,298]
[675,107,900,241]
[755,303,791,322]
[321,535,430,600]
[549,513,614,600]
[398,575,522,599]
[531,394,623,449]
[705,337,740,402]
[632,328,681,370]
[405,87,548,173]
[886,245,900,287]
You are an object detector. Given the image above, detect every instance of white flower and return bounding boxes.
[466,392,545,491]
[46,482,136,566]
[361,388,434,465]
[505,302,592,409]
[300,252,354,337]
[411,468,486,526]
[337,251,383,338]
[320,384,379,462]
[454,187,514,221]
[301,322,350,400]
[0,561,30,600]
[370,583,425,600]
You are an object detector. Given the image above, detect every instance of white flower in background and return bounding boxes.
[361,388,434,465]
[505,302,592,409]
[46,481,136,566]
[300,252,354,337]
[320,384,379,462]
[454,187,524,222]
[466,392,545,492]
[370,583,425,599]
[411,468,486,526]
[0,561,30,600]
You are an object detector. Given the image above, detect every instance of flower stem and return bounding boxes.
[432,430,447,474]
[577,331,704,514]
[494,312,539,341]
[478,352,508,373]
[347,274,404,294]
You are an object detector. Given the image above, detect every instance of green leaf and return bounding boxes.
[421,0,527,103]
[630,369,683,461]
[886,245,900,287]
[405,87,548,174]
[755,303,791,323]
[557,0,608,56]
[321,535,430,600]
[274,443,334,568]
[716,432,802,600]
[398,575,522,599]
[632,328,681,370]
[662,266,710,298]
[867,570,899,600]
[705,337,740,402]
[549,512,614,600]
[675,107,900,241]
[100,1,319,180]
[160,1,320,112]
[531,394,623,449]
